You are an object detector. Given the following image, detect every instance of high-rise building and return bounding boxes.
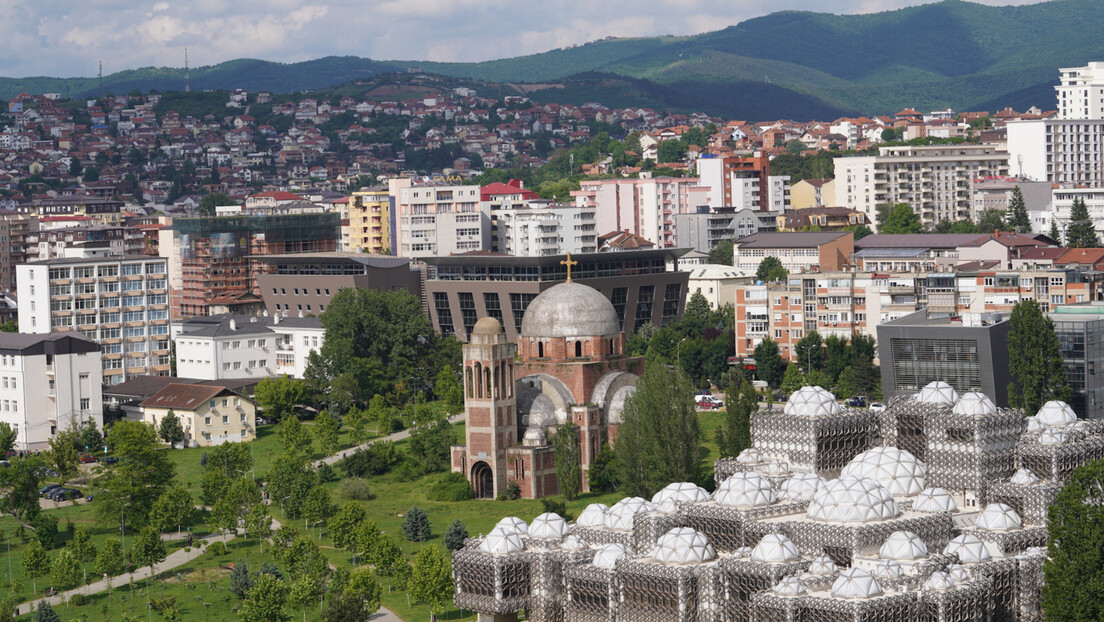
[572,176,710,248]
[0,210,36,292]
[16,256,170,385]
[495,202,598,256]
[1056,61,1104,120]
[347,187,391,254]
[394,182,491,257]
[695,154,790,212]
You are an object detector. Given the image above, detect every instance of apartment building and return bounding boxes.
[395,182,491,257]
[140,383,257,447]
[673,208,779,253]
[173,314,324,380]
[254,252,421,318]
[572,176,710,248]
[732,232,854,273]
[27,225,144,260]
[789,178,836,209]
[968,178,1052,223]
[495,202,598,256]
[835,144,1009,229]
[481,180,539,252]
[18,196,123,226]
[695,154,790,212]
[0,210,36,292]
[0,332,102,450]
[17,256,170,385]
[347,187,391,254]
[854,233,1050,272]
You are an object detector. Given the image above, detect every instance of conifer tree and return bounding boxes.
[1008,299,1072,415]
[401,506,431,542]
[1066,197,1100,248]
[1048,219,1062,244]
[1007,186,1032,233]
[443,519,469,552]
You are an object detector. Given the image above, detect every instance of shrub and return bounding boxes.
[497,481,521,501]
[342,441,399,478]
[429,473,474,502]
[68,593,89,606]
[338,477,374,501]
[206,541,226,556]
[540,497,572,520]
[317,462,338,482]
[393,457,427,482]
[150,595,178,613]
[400,506,431,542]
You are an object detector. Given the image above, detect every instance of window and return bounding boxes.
[209,401,215,409]
[80,398,89,410]
[222,416,229,424]
[205,417,211,426]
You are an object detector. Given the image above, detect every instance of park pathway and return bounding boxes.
[313,412,466,468]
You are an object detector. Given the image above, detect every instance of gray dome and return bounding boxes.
[521,282,621,338]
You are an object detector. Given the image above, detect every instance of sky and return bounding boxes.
[0,0,1041,78]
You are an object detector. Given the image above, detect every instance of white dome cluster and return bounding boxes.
[592,543,629,569]
[561,535,588,551]
[576,503,609,527]
[917,381,959,405]
[495,516,528,535]
[1039,429,1070,445]
[750,534,801,564]
[779,472,825,502]
[529,513,570,540]
[807,476,899,524]
[652,482,711,505]
[480,526,526,554]
[736,448,762,464]
[879,531,928,560]
[832,567,883,599]
[715,472,777,509]
[650,528,717,565]
[606,497,657,531]
[1036,401,1077,427]
[953,392,997,417]
[911,488,957,513]
[974,503,1022,531]
[841,447,927,497]
[943,535,992,564]
[784,386,841,417]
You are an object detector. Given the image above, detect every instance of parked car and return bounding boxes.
[694,390,712,399]
[846,396,867,407]
[57,489,82,501]
[48,488,75,501]
[697,396,724,410]
[869,402,886,413]
[102,456,119,465]
[38,484,63,497]
[79,454,98,464]
[85,490,105,502]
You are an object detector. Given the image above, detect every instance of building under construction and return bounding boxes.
[453,382,1095,622]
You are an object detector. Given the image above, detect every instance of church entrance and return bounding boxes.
[471,461,494,499]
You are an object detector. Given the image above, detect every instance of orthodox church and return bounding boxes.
[450,273,644,499]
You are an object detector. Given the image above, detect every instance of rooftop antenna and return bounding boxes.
[185,47,190,93]
[98,60,103,98]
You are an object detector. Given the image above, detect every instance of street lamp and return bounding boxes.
[121,502,131,564]
[677,337,688,367]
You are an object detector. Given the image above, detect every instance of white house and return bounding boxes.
[173,314,324,381]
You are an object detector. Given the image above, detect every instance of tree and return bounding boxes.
[239,572,291,622]
[410,544,453,622]
[656,139,687,163]
[77,417,102,453]
[708,239,734,266]
[158,410,184,448]
[401,506,431,542]
[197,193,237,216]
[753,338,783,387]
[880,203,922,234]
[266,454,317,519]
[1043,459,1104,621]
[278,413,312,457]
[212,477,261,537]
[95,421,174,529]
[1067,197,1101,248]
[330,503,370,550]
[552,423,581,500]
[288,576,321,622]
[32,602,59,622]
[780,363,805,396]
[443,519,469,552]
[794,331,824,373]
[50,548,81,593]
[977,208,1007,233]
[1049,218,1063,244]
[755,256,787,282]
[33,514,57,549]
[21,539,49,593]
[200,442,253,505]
[0,455,43,528]
[301,486,336,532]
[340,567,382,619]
[68,526,96,585]
[149,485,194,534]
[0,423,16,457]
[1007,187,1032,233]
[131,526,167,577]
[94,537,124,578]
[47,429,79,482]
[824,335,851,383]
[1008,299,1072,415]
[834,366,858,398]
[366,394,391,436]
[614,361,699,498]
[313,410,341,457]
[245,503,273,549]
[716,380,755,458]
[256,376,307,423]
[407,419,455,472]
[434,366,464,415]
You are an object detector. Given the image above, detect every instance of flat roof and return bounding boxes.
[24,255,164,266]
[251,252,412,268]
[733,232,851,249]
[421,248,690,267]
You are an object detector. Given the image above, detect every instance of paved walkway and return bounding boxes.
[313,412,465,468]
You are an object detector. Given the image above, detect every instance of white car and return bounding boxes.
[869,402,886,413]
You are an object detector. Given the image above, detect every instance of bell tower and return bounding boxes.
[452,317,516,499]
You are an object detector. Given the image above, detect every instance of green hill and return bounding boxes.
[1,0,1100,119]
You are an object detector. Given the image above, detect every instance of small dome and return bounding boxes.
[592,543,629,569]
[576,503,609,527]
[656,499,681,515]
[1026,416,1043,432]
[953,392,996,417]
[784,386,841,417]
[651,528,716,565]
[652,482,711,505]
[772,576,807,595]
[520,282,621,338]
[715,472,777,509]
[807,476,899,524]
[1011,468,1039,485]
[523,427,547,445]
[842,447,927,497]
[912,488,957,513]
[780,472,825,502]
[750,534,801,564]
[763,459,789,476]
[944,535,991,564]
[808,555,839,575]
[561,535,588,551]
[1039,429,1070,445]
[495,517,528,535]
[736,448,762,464]
[918,381,959,405]
[733,546,753,558]
[480,527,526,554]
[529,513,570,540]
[945,564,971,582]
[924,571,956,591]
[873,560,903,580]
[879,531,928,560]
[832,568,883,599]
[975,503,1022,531]
[472,316,504,336]
[1037,401,1077,427]
[606,497,656,531]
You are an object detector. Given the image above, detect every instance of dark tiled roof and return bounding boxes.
[140,383,233,411]
[734,232,851,249]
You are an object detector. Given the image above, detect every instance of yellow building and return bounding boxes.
[348,188,392,254]
[789,178,836,209]
[140,383,256,447]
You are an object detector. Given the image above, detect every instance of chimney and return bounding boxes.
[298,310,304,318]
[273,314,280,325]
[229,318,237,331]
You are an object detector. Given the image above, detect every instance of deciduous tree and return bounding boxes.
[21,539,48,593]
[794,331,824,373]
[716,380,755,458]
[94,421,174,529]
[409,544,453,622]
[755,256,787,282]
[149,485,194,534]
[256,376,308,423]
[239,572,290,622]
[881,203,922,234]
[1042,458,1104,621]
[49,549,81,593]
[753,338,783,387]
[707,239,733,266]
[1008,299,1071,415]
[312,410,341,457]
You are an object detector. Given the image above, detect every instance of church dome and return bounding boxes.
[520,282,621,338]
[472,316,504,336]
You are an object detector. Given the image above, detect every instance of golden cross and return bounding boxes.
[561,253,578,282]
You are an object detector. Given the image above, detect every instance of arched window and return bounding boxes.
[465,366,473,398]
[474,362,483,398]
[538,342,544,358]
[575,341,583,357]
[609,338,615,355]
[493,365,501,399]
[484,365,491,399]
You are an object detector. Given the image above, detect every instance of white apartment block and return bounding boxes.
[1057,62,1104,120]
[173,314,324,381]
[0,332,102,450]
[396,183,491,257]
[1051,186,1104,240]
[17,256,171,385]
[572,176,710,247]
[695,157,790,212]
[835,145,1009,230]
[496,203,597,256]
